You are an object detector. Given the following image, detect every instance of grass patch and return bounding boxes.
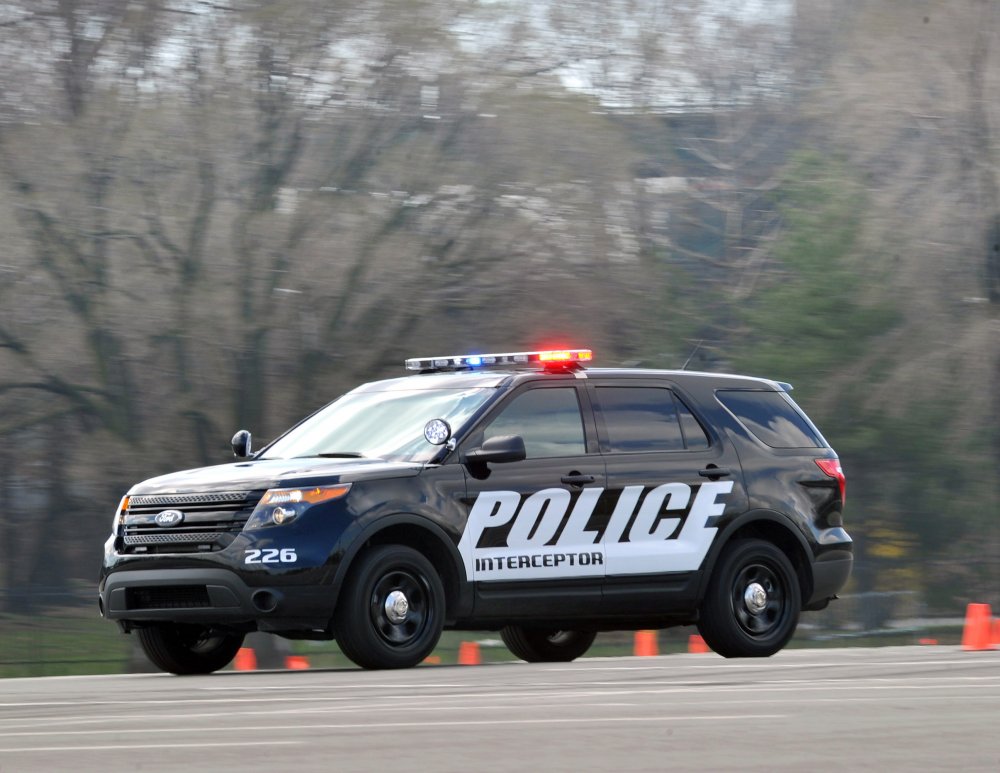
[0,609,130,678]
[0,616,967,678]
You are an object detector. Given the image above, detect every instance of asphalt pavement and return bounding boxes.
[0,645,997,772]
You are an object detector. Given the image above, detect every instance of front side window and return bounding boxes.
[483,387,586,458]
[596,386,709,452]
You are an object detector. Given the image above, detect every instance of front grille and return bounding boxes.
[120,490,264,554]
[129,492,255,507]
[126,585,211,609]
[123,533,224,546]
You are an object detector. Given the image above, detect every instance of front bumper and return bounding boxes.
[100,567,337,633]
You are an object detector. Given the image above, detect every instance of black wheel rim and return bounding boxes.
[731,561,787,639]
[545,631,574,646]
[369,568,429,647]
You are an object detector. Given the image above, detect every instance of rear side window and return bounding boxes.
[596,386,710,452]
[717,390,825,449]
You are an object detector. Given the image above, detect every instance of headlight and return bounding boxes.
[111,495,129,535]
[245,485,352,529]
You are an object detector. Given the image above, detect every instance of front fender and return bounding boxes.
[327,510,471,619]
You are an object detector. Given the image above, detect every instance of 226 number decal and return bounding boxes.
[244,548,298,564]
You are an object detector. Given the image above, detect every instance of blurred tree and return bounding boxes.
[0,0,995,622]
[792,0,1000,610]
[730,151,999,608]
[729,152,895,595]
[0,0,660,604]
[968,0,1000,305]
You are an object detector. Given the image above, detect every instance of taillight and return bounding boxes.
[815,458,846,505]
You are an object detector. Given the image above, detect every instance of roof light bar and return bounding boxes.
[405,349,593,372]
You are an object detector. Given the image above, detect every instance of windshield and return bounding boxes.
[260,387,495,463]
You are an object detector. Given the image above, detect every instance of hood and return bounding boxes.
[129,457,423,495]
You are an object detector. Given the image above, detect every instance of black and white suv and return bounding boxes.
[100,349,852,674]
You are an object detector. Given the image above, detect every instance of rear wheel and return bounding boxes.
[697,538,800,657]
[500,626,597,662]
[136,624,244,675]
[335,545,445,669]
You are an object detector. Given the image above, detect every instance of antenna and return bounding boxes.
[681,340,703,370]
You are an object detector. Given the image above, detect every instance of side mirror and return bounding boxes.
[231,429,252,459]
[463,435,526,465]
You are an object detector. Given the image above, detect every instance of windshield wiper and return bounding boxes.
[299,452,366,458]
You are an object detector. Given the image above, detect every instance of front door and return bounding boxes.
[457,381,606,619]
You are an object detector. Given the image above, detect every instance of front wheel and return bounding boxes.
[136,624,244,675]
[500,627,597,662]
[335,545,445,669]
[697,539,800,658]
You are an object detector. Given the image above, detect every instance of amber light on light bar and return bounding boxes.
[539,350,593,362]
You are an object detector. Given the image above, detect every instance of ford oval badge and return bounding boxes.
[155,509,184,527]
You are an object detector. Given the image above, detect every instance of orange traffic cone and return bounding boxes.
[457,641,481,665]
[234,647,257,671]
[633,630,658,657]
[961,603,995,651]
[992,618,1000,647]
[688,634,710,654]
[285,655,310,670]
[423,655,442,665]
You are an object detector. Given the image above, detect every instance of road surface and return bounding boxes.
[0,645,997,771]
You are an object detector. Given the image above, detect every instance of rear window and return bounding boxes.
[717,390,825,449]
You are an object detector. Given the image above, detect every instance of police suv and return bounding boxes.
[100,349,852,674]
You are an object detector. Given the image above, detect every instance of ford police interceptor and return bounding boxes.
[99,349,853,674]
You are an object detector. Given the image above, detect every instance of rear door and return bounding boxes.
[587,380,749,613]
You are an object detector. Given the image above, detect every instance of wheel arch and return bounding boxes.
[699,511,813,607]
[331,514,471,624]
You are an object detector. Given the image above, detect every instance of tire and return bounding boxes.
[334,545,445,670]
[697,538,800,658]
[136,624,244,675]
[500,626,597,663]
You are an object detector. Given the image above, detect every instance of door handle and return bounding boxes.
[698,467,731,479]
[561,474,596,486]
